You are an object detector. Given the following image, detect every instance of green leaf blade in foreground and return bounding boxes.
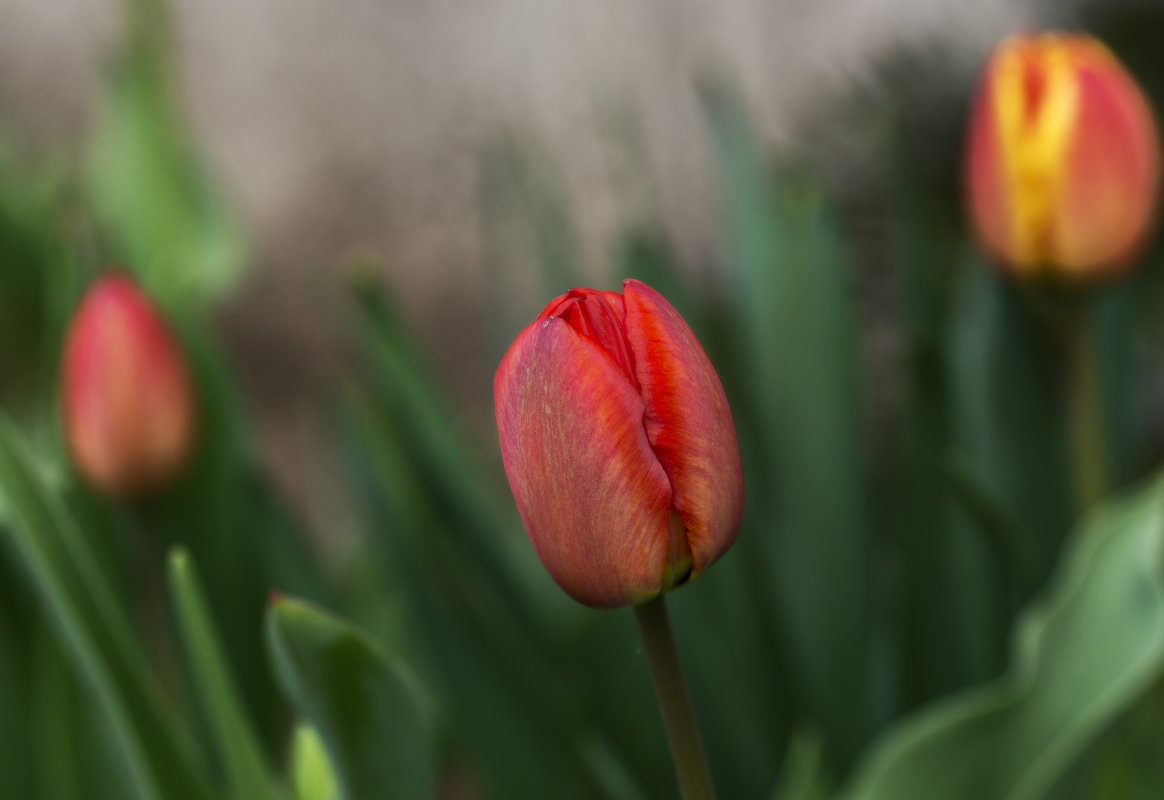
[844,473,1164,800]
[0,417,213,800]
[266,597,434,800]
[167,549,283,800]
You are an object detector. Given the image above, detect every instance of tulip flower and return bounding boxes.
[494,279,743,608]
[965,31,1160,276]
[61,273,195,496]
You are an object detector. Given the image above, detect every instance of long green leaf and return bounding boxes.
[844,472,1164,799]
[0,545,38,799]
[350,279,573,632]
[0,417,213,800]
[290,724,340,800]
[702,85,869,763]
[266,596,434,800]
[86,0,244,307]
[168,548,283,800]
[345,389,620,797]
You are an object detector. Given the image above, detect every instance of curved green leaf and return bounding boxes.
[167,549,283,800]
[0,417,213,800]
[266,597,434,800]
[844,472,1164,800]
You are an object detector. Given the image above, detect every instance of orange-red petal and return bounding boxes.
[62,273,194,495]
[494,314,673,607]
[622,279,743,579]
[1055,52,1159,272]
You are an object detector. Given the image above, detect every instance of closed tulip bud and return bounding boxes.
[494,279,743,608]
[61,273,195,496]
[965,32,1160,276]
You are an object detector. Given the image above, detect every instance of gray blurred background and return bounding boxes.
[0,0,1067,520]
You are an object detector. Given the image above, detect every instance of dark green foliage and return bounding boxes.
[4,0,1164,797]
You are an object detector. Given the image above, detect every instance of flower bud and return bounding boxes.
[61,273,194,496]
[965,32,1160,276]
[494,279,743,608]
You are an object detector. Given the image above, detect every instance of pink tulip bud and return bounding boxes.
[494,279,744,608]
[965,32,1160,276]
[61,273,195,496]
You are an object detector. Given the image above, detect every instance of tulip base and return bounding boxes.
[633,595,716,800]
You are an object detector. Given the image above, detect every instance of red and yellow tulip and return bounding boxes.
[494,279,743,608]
[61,273,195,496]
[965,32,1160,276]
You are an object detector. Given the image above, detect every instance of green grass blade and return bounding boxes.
[0,417,213,800]
[168,548,283,800]
[349,279,572,630]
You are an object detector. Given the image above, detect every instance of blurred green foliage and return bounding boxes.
[4,0,1164,798]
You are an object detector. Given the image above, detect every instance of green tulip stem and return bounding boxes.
[1067,313,1107,514]
[633,595,716,800]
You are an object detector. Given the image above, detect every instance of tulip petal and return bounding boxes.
[494,315,673,607]
[62,274,193,495]
[966,78,1016,268]
[966,32,1159,275]
[622,279,743,578]
[1056,53,1159,272]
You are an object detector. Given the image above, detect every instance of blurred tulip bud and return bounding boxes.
[494,279,743,608]
[965,31,1160,276]
[62,273,194,496]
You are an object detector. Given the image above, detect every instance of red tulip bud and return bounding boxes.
[965,32,1160,276]
[61,273,195,496]
[494,279,743,608]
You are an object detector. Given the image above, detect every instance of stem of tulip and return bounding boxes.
[633,595,716,800]
[1067,313,1106,513]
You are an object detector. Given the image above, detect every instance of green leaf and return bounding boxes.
[702,85,869,763]
[86,0,244,307]
[0,547,39,799]
[0,143,60,404]
[771,727,832,800]
[266,597,434,800]
[844,472,1164,800]
[290,724,340,800]
[29,627,135,800]
[31,630,88,800]
[140,327,330,755]
[168,548,283,800]
[0,416,213,800]
[349,278,571,631]
[887,134,1003,705]
[947,258,1074,592]
[345,381,617,796]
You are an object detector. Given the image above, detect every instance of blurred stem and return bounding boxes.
[633,595,716,800]
[1067,313,1107,514]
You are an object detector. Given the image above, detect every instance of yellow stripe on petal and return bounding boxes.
[993,34,1080,269]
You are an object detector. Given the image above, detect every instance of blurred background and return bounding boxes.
[0,0,1049,527]
[5,0,1164,798]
